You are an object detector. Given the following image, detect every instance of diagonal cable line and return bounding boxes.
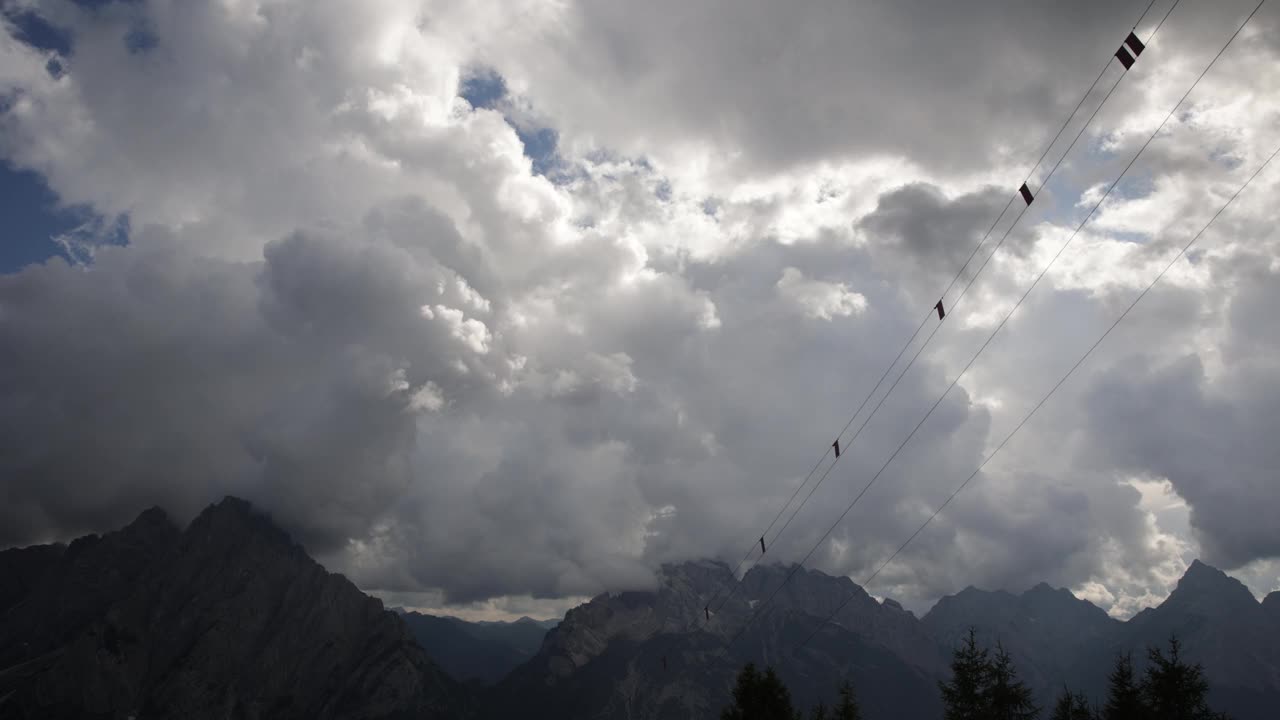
[725,0,1261,649]
[795,136,1280,655]
[690,0,1171,630]
[757,46,1143,577]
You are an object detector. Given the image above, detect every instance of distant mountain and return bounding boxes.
[1102,560,1280,719]
[923,559,1280,719]
[397,612,553,684]
[4,498,1278,720]
[1264,590,1280,622]
[486,561,943,720]
[0,497,472,719]
[923,580,1120,702]
[485,559,1280,720]
[452,616,555,657]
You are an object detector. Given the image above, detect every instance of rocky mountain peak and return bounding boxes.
[176,495,315,571]
[1021,582,1113,626]
[740,562,874,618]
[1025,581,1057,596]
[1263,591,1280,620]
[0,497,472,719]
[881,598,909,614]
[1165,559,1259,613]
[927,585,1016,621]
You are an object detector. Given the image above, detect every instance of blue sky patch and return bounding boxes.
[0,162,127,273]
[125,22,157,54]
[5,9,72,55]
[516,126,560,177]
[460,68,507,110]
[459,67,567,182]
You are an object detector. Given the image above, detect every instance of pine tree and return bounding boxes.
[986,642,1039,720]
[721,663,801,720]
[833,681,862,720]
[810,703,829,720]
[1102,653,1144,720]
[939,628,991,720]
[1051,687,1095,720]
[1140,636,1225,720]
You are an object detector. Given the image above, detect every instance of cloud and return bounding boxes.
[471,0,1156,182]
[1,0,1279,618]
[775,267,867,320]
[1085,348,1280,570]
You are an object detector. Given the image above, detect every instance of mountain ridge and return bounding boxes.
[4,498,1278,720]
[0,497,472,719]
[396,610,552,685]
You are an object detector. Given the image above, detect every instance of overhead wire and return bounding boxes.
[688,0,1169,630]
[725,0,1261,650]
[795,130,1280,658]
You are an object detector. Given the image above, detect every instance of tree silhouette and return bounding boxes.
[833,681,862,720]
[940,628,991,720]
[1139,636,1226,720]
[986,642,1039,720]
[1051,687,1096,720]
[721,663,801,720]
[940,629,1039,719]
[1102,653,1144,720]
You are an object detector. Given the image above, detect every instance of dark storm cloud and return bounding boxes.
[859,184,999,263]
[1084,354,1280,569]
[2,0,1280,616]
[1079,255,1280,571]
[0,218,505,552]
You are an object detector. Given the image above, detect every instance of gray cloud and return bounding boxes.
[477,0,1153,178]
[0,217,508,553]
[1085,337,1280,570]
[1,0,1279,618]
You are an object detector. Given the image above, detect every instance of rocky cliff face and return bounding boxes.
[923,580,1120,702]
[1263,591,1280,622]
[488,561,942,720]
[0,506,178,669]
[0,497,471,720]
[492,558,1280,720]
[1110,560,1280,718]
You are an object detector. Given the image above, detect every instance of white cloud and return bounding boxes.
[775,267,868,320]
[1,0,1278,618]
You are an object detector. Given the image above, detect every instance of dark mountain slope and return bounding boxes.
[0,506,179,668]
[1102,560,1280,720]
[923,580,1120,704]
[0,497,472,720]
[487,562,941,720]
[398,612,550,684]
[0,542,67,616]
[922,560,1279,720]
[5,497,1278,720]
[488,558,1279,720]
[1263,590,1280,622]
[465,617,552,657]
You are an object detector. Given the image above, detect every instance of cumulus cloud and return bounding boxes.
[775,267,867,320]
[1085,349,1280,570]
[471,0,1154,181]
[1,0,1279,619]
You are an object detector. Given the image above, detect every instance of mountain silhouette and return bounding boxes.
[3,498,1277,720]
[0,498,471,719]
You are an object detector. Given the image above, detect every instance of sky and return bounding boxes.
[2,0,1279,622]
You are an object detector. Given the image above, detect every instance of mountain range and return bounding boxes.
[395,611,556,685]
[2,497,1278,719]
